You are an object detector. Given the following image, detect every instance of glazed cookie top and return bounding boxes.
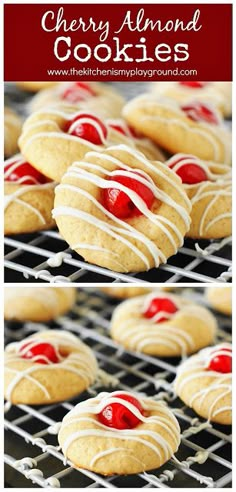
[29,81,125,113]
[5,330,98,401]
[123,94,232,165]
[151,82,232,116]
[111,292,217,356]
[165,154,231,236]
[4,106,23,157]
[4,286,76,321]
[19,107,146,182]
[4,154,53,186]
[59,390,180,465]
[174,344,232,420]
[53,144,192,271]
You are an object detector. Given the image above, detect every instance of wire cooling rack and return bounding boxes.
[4,288,232,488]
[4,231,232,283]
[4,82,232,284]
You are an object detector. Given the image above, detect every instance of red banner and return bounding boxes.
[4,3,232,81]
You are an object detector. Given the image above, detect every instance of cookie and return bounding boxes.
[4,330,98,405]
[174,344,232,425]
[110,292,217,356]
[4,286,76,322]
[151,82,232,118]
[100,287,152,299]
[4,154,56,235]
[29,81,125,118]
[58,391,180,475]
[19,107,149,182]
[53,145,192,273]
[106,118,166,161]
[206,287,232,315]
[123,95,232,164]
[16,82,58,92]
[166,154,231,239]
[4,106,22,157]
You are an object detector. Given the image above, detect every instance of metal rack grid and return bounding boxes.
[4,82,232,284]
[4,232,232,284]
[5,288,232,488]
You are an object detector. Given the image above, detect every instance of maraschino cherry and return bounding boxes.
[66,113,108,145]
[179,82,207,89]
[207,347,232,374]
[181,101,219,125]
[4,160,49,185]
[98,393,144,429]
[144,297,178,322]
[108,120,139,138]
[169,156,208,185]
[103,170,155,219]
[19,342,59,364]
[61,82,96,103]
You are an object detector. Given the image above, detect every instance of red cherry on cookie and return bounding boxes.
[66,113,108,145]
[144,297,178,322]
[181,102,219,125]
[4,160,49,185]
[98,393,144,429]
[207,348,232,373]
[108,121,140,138]
[61,82,96,103]
[103,170,155,219]
[19,342,59,364]
[179,82,207,89]
[169,156,208,185]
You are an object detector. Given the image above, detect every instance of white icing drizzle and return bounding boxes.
[4,155,56,223]
[166,154,231,236]
[174,344,232,421]
[123,95,231,164]
[68,114,107,145]
[45,477,61,488]
[47,252,72,268]
[20,108,107,155]
[53,144,191,270]
[4,154,40,185]
[5,331,97,401]
[14,457,37,470]
[111,293,216,356]
[59,391,180,469]
[152,81,231,115]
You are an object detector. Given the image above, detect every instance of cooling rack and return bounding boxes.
[4,288,232,488]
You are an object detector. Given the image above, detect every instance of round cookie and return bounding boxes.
[110,292,217,357]
[29,81,125,118]
[4,154,56,235]
[19,107,147,182]
[4,107,22,158]
[106,118,166,161]
[206,287,232,316]
[58,390,180,475]
[174,344,232,425]
[166,154,232,239]
[53,144,192,273]
[151,82,232,118]
[16,82,58,92]
[123,94,232,164]
[4,287,76,322]
[4,330,98,405]
[100,287,152,299]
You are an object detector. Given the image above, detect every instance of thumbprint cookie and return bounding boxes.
[174,344,232,425]
[58,391,181,475]
[110,292,217,357]
[53,145,192,273]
